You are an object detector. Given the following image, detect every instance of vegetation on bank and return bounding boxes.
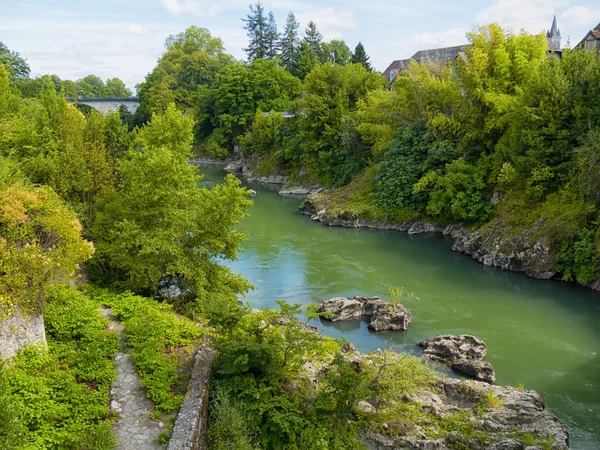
[1,286,118,450]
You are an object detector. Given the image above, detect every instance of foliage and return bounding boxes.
[350,42,371,71]
[3,285,118,450]
[92,104,253,303]
[0,180,93,317]
[280,13,301,73]
[89,287,205,413]
[0,41,30,79]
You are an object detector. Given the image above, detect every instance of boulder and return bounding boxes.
[419,335,496,383]
[366,301,412,332]
[419,334,487,362]
[452,359,496,384]
[319,296,413,332]
[317,297,363,322]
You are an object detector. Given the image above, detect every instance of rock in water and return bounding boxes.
[317,297,363,321]
[419,334,496,383]
[360,297,412,331]
[318,296,413,332]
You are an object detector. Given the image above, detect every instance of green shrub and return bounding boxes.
[3,285,118,449]
[89,287,205,413]
[556,228,599,284]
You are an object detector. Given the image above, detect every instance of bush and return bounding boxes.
[88,288,205,413]
[3,285,118,449]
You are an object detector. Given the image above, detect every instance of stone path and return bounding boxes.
[100,308,165,450]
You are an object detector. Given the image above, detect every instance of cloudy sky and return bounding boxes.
[2,0,600,89]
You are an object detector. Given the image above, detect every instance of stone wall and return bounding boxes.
[167,339,214,450]
[0,311,46,359]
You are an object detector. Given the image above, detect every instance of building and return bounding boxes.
[382,16,564,87]
[575,22,600,54]
[382,45,467,85]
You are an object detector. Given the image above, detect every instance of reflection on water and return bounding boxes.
[200,167,600,450]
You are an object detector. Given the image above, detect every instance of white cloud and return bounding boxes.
[127,24,152,35]
[161,0,243,18]
[561,6,600,29]
[475,0,567,34]
[296,7,357,40]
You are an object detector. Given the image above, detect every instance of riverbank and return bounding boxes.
[299,192,599,290]
[190,155,324,197]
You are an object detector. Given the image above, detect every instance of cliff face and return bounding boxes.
[300,195,586,289]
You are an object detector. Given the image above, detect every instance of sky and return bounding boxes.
[2,0,600,90]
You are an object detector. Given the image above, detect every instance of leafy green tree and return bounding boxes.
[243,2,269,62]
[76,74,108,96]
[106,77,132,97]
[279,12,300,72]
[199,59,301,149]
[350,42,371,71]
[323,40,351,65]
[0,41,30,79]
[0,175,94,317]
[92,104,253,303]
[135,26,231,127]
[295,42,319,80]
[296,63,384,184]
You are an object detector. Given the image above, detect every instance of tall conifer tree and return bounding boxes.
[243,2,268,62]
[303,21,324,63]
[351,42,372,71]
[279,12,300,72]
[266,11,280,60]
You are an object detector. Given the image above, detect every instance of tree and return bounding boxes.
[243,2,269,62]
[77,75,108,96]
[266,11,280,60]
[295,42,319,80]
[303,21,324,62]
[0,42,30,79]
[351,42,371,71]
[323,40,351,65]
[92,104,253,302]
[106,77,132,97]
[279,12,300,72]
[0,172,94,317]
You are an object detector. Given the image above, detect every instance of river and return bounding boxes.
[201,168,600,449]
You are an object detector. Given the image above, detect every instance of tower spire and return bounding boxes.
[547,14,562,50]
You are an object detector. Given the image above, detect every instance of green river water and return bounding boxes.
[202,168,600,449]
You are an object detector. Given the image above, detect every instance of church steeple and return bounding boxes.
[547,15,562,50]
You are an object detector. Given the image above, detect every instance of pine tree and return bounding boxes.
[351,42,372,71]
[266,11,280,60]
[243,2,269,62]
[279,12,300,72]
[303,21,324,63]
[295,42,318,79]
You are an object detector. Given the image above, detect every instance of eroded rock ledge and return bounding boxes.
[333,344,569,450]
[419,335,496,384]
[318,295,413,331]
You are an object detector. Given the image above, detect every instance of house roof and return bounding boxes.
[576,22,600,48]
[382,59,410,80]
[410,45,467,63]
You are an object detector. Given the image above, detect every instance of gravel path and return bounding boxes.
[100,308,165,450]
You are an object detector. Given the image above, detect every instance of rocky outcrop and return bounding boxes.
[452,218,556,280]
[318,297,364,321]
[361,377,569,450]
[318,296,412,332]
[419,335,496,383]
[0,311,46,359]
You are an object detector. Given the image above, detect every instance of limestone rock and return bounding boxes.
[318,296,413,332]
[317,297,363,321]
[0,311,46,359]
[419,335,496,383]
